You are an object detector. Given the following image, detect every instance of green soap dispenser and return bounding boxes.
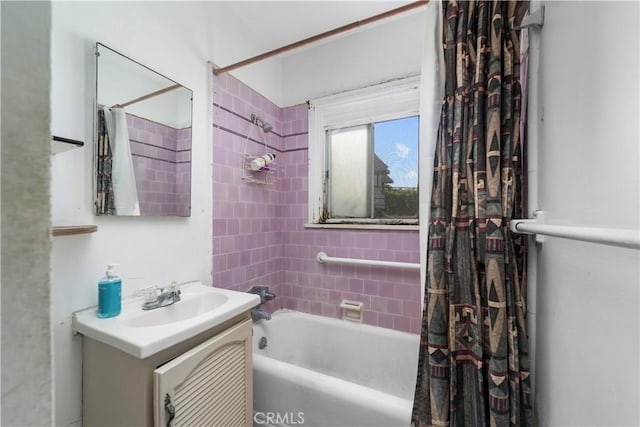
[97,264,121,318]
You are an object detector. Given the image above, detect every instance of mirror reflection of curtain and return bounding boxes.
[96,109,115,215]
[104,107,140,216]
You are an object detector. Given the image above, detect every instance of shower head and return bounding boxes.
[251,114,272,133]
[261,121,273,133]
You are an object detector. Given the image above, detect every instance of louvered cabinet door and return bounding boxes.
[153,319,253,427]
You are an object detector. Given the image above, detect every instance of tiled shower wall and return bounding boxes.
[212,73,422,333]
[211,72,283,312]
[175,128,192,216]
[127,113,191,216]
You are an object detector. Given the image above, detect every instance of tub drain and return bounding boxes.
[258,336,267,350]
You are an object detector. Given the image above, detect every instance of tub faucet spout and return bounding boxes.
[246,285,276,304]
[251,309,271,321]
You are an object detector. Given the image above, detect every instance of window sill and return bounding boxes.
[304,223,419,231]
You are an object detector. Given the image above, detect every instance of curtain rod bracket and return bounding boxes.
[513,5,545,30]
[510,210,545,243]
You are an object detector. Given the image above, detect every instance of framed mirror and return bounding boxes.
[95,43,192,217]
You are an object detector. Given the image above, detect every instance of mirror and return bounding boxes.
[95,43,192,217]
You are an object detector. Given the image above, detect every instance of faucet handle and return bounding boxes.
[134,286,160,303]
[166,281,181,294]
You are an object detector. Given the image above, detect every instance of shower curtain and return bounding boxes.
[104,107,140,216]
[412,1,531,426]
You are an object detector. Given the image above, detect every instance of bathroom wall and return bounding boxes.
[212,71,422,333]
[281,8,427,106]
[211,2,427,107]
[175,127,193,216]
[49,3,280,426]
[127,113,191,216]
[532,1,639,425]
[277,110,422,333]
[276,6,427,332]
[209,6,427,333]
[211,71,284,310]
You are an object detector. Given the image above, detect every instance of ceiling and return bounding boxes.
[213,1,419,59]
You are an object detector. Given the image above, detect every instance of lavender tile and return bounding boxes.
[210,72,421,332]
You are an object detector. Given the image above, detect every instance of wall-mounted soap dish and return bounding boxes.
[340,300,364,323]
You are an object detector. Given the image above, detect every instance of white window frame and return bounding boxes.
[307,76,421,229]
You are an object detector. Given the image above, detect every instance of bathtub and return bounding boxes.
[252,310,420,427]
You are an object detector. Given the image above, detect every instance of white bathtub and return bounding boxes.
[252,310,420,427]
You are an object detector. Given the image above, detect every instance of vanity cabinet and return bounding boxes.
[82,313,253,427]
[154,318,252,426]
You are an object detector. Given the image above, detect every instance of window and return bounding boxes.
[308,76,420,227]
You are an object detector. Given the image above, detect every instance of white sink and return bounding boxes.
[73,281,260,358]
[120,292,229,328]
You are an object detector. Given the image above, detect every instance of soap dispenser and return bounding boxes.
[97,264,121,318]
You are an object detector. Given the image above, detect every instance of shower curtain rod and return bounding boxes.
[212,1,429,75]
[510,211,640,250]
[112,84,181,109]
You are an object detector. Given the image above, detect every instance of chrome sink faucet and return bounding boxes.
[137,282,181,310]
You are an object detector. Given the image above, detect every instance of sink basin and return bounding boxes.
[120,292,229,328]
[73,281,260,358]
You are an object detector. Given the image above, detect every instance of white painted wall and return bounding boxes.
[532,2,639,426]
[281,9,427,106]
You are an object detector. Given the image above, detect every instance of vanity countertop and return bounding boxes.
[73,281,260,358]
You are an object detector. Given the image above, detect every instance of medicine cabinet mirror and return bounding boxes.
[94,42,192,217]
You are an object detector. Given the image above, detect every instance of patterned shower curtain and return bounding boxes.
[96,109,115,215]
[412,1,531,426]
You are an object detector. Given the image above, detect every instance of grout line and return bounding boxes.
[130,138,191,153]
[213,124,281,153]
[132,153,190,164]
